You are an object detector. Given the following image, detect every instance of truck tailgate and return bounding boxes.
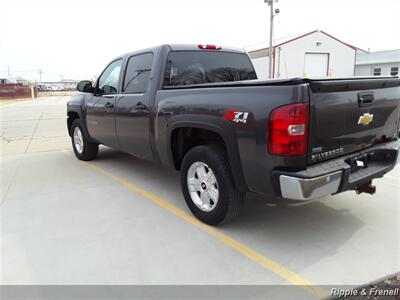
[307,77,400,164]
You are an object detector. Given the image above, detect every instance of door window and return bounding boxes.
[97,59,123,94]
[123,53,154,93]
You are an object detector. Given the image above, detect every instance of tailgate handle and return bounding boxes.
[358,92,374,107]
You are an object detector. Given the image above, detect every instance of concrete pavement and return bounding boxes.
[1,97,399,294]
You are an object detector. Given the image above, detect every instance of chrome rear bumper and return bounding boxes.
[280,171,342,200]
[277,140,400,201]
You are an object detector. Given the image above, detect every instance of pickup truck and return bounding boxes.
[67,44,400,225]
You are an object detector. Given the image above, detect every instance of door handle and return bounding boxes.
[104,102,114,109]
[135,102,147,110]
[358,92,374,107]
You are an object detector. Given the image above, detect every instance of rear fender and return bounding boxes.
[167,115,249,192]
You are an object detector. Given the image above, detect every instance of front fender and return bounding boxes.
[67,94,92,140]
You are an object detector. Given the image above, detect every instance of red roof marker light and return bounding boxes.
[198,44,221,50]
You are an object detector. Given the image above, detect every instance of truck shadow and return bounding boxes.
[96,147,364,271]
[232,193,363,264]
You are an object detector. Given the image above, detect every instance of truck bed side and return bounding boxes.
[153,83,310,195]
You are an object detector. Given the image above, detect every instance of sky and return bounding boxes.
[0,0,399,81]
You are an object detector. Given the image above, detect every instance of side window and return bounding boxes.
[390,67,399,76]
[98,59,123,94]
[123,53,154,94]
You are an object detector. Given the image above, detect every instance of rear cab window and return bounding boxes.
[163,51,257,87]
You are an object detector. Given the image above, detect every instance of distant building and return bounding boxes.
[61,79,80,90]
[355,49,400,77]
[248,30,365,79]
[37,80,80,91]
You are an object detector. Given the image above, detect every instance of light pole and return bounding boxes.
[265,0,278,79]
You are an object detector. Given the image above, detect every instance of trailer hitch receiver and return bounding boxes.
[355,181,376,195]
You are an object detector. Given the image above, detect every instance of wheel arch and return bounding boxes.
[67,111,80,136]
[167,116,248,192]
[67,107,94,142]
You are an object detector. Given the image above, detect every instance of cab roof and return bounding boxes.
[166,44,245,53]
[115,44,246,60]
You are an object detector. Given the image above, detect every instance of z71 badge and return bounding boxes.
[223,110,249,124]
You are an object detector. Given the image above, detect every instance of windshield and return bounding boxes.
[163,51,257,87]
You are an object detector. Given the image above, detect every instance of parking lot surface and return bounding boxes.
[1,97,399,293]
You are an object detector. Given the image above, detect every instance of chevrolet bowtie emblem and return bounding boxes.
[358,113,374,125]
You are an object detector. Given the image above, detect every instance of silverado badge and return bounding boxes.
[358,113,373,126]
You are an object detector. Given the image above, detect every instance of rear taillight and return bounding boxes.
[268,103,309,156]
[198,44,221,50]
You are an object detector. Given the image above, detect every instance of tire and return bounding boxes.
[180,145,244,225]
[70,119,98,161]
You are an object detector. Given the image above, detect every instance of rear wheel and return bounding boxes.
[180,145,244,225]
[71,119,98,161]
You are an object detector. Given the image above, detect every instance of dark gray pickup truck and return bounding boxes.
[67,44,400,225]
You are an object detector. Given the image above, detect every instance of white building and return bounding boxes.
[248,30,364,79]
[355,49,400,77]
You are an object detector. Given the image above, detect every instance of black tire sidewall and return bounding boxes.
[180,145,237,225]
[71,119,96,160]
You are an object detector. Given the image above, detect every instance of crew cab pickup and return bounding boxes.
[67,44,400,225]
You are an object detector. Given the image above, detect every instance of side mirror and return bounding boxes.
[77,80,94,93]
[101,85,117,94]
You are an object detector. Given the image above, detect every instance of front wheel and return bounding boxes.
[180,145,244,225]
[71,119,98,161]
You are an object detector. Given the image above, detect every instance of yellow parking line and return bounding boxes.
[385,174,400,180]
[63,150,328,299]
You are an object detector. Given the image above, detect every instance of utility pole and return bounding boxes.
[7,66,10,77]
[38,70,43,82]
[265,0,278,79]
